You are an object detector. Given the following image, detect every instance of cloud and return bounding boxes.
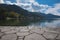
[0,0,4,3]
[45,3,60,16]
[5,0,17,5]
[16,0,35,5]
[5,1,12,4]
[4,0,60,16]
[14,0,52,12]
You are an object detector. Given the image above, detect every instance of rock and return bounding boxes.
[16,32,30,36]
[43,32,57,39]
[18,38,23,40]
[1,27,11,32]
[18,36,24,39]
[25,33,46,40]
[20,27,29,32]
[56,35,60,40]
[1,34,17,40]
[30,27,44,34]
[42,27,60,34]
[0,32,4,37]
[4,30,16,34]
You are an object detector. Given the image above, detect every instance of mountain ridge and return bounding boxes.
[0,4,43,20]
[0,4,60,20]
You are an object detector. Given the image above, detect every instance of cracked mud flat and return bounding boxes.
[0,26,60,40]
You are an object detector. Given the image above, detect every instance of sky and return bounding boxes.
[36,0,60,6]
[4,0,60,6]
[0,0,60,16]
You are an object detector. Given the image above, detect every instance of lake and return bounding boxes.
[28,19,60,28]
[0,19,60,28]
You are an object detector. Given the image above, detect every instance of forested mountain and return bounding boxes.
[0,4,43,20]
[0,4,60,20]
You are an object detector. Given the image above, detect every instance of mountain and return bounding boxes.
[0,4,28,15]
[28,12,60,19]
[0,4,60,20]
[0,4,43,20]
[33,12,60,19]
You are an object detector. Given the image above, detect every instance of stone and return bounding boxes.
[4,30,16,34]
[42,27,60,34]
[20,29,29,32]
[0,32,4,37]
[47,39,55,40]
[25,33,46,40]
[16,32,30,36]
[15,27,21,32]
[18,36,24,39]
[19,27,29,32]
[1,27,16,32]
[30,27,44,34]
[43,32,57,39]
[56,35,60,40]
[18,38,23,40]
[0,27,60,40]
[1,27,11,32]
[1,34,17,40]
[15,27,29,32]
[1,27,17,34]
[28,27,41,30]
[19,27,28,30]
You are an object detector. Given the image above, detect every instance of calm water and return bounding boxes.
[0,19,60,28]
[28,19,60,28]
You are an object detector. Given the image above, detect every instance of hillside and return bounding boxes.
[30,12,60,19]
[0,4,43,20]
[0,4,60,21]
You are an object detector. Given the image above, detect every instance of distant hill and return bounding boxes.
[0,4,43,20]
[39,13,60,19]
[0,4,60,20]
[31,12,60,19]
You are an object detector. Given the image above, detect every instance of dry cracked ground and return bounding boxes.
[0,26,60,40]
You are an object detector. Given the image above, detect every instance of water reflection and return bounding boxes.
[28,19,60,28]
[0,19,60,28]
[0,19,31,26]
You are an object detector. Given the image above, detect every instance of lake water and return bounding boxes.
[0,19,60,28]
[28,19,60,28]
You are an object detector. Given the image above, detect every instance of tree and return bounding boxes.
[0,7,7,19]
